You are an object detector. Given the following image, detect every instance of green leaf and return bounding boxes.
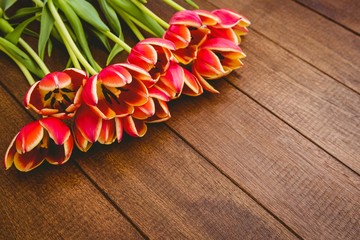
[47,37,53,56]
[98,0,122,36]
[55,0,100,71]
[108,0,164,37]
[106,42,123,65]
[91,28,111,52]
[0,0,17,11]
[38,2,54,60]
[65,0,109,32]
[10,6,41,19]
[5,15,38,44]
[0,37,44,77]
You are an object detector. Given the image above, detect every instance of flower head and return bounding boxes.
[127,38,175,82]
[209,9,251,45]
[24,68,86,119]
[193,38,246,93]
[163,10,218,64]
[73,105,123,152]
[82,63,149,120]
[4,117,74,172]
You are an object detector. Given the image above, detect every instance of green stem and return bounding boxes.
[131,0,169,29]
[162,0,185,11]
[124,12,158,37]
[117,10,145,40]
[0,45,35,85]
[19,38,50,74]
[104,31,131,53]
[57,26,81,69]
[48,0,97,75]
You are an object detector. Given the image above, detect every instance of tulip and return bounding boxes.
[127,38,175,82]
[24,68,86,119]
[210,9,251,45]
[124,98,171,138]
[72,105,123,152]
[4,117,74,172]
[192,38,246,93]
[82,63,148,120]
[163,10,215,65]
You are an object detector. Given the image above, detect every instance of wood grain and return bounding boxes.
[207,0,360,93]
[0,86,143,239]
[296,0,360,33]
[166,81,360,239]
[234,31,360,173]
[76,125,297,239]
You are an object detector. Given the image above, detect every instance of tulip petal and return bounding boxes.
[182,68,203,96]
[159,62,184,96]
[98,119,116,145]
[16,121,43,154]
[13,148,46,172]
[46,143,66,165]
[133,98,155,119]
[139,38,175,51]
[120,78,149,106]
[194,48,227,78]
[114,117,123,142]
[212,9,250,28]
[39,72,71,91]
[164,25,191,49]
[63,68,87,86]
[40,117,71,145]
[23,81,41,108]
[194,10,220,26]
[82,75,99,106]
[74,106,102,143]
[73,124,92,152]
[123,116,147,137]
[193,70,220,94]
[146,99,171,123]
[99,64,132,87]
[169,10,202,27]
[128,44,157,71]
[148,86,171,101]
[4,133,18,170]
[209,27,239,45]
[119,63,155,87]
[201,38,242,52]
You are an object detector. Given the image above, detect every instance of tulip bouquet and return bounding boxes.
[2,0,250,171]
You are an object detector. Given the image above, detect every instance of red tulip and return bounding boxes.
[24,68,86,119]
[72,105,123,152]
[210,9,251,45]
[192,38,246,93]
[127,38,175,82]
[164,10,215,64]
[82,64,148,120]
[4,117,74,172]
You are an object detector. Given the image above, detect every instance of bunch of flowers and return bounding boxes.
[2,1,250,171]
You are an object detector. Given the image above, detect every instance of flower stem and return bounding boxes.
[103,31,132,53]
[130,0,169,29]
[18,38,50,74]
[48,0,97,75]
[117,11,145,40]
[162,0,185,11]
[0,45,35,85]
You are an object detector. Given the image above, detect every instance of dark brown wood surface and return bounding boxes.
[1,0,359,239]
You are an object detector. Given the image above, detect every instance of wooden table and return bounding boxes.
[1,0,359,239]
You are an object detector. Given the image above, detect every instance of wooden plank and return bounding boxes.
[232,31,360,173]
[76,125,297,239]
[296,0,360,33]
[166,81,360,239]
[207,0,360,93]
[0,86,143,239]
